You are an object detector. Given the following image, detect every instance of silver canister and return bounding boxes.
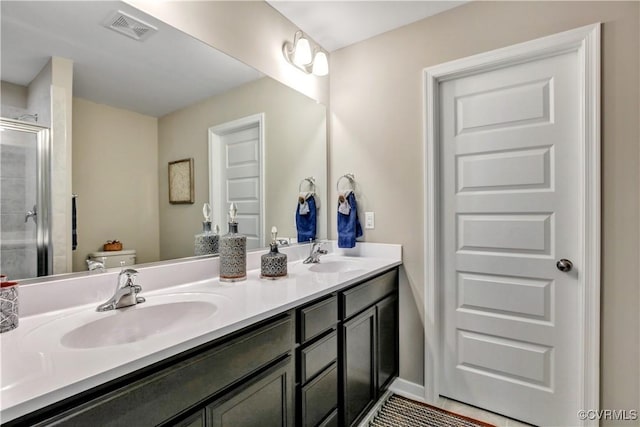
[0,281,19,333]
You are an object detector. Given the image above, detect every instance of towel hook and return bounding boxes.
[336,173,355,192]
[298,176,316,193]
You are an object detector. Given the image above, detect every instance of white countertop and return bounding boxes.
[0,242,401,422]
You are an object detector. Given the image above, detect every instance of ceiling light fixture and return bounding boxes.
[283,31,328,77]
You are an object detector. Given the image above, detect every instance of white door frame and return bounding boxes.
[208,113,265,243]
[423,23,600,424]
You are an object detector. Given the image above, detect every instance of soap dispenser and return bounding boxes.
[219,203,247,282]
[260,226,288,280]
[195,203,220,256]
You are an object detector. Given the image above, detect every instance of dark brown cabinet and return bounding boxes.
[295,295,339,427]
[377,293,398,392]
[207,357,294,427]
[342,306,377,426]
[12,267,398,427]
[22,313,294,427]
[339,269,399,427]
[175,410,206,427]
[296,267,399,427]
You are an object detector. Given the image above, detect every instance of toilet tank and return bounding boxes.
[87,249,136,269]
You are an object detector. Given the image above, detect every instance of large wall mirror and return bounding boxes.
[0,0,327,281]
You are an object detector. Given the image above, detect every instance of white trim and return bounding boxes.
[208,113,266,245]
[389,377,427,403]
[423,23,601,425]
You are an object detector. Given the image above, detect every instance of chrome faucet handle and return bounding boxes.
[118,268,138,287]
[312,241,328,254]
[86,259,106,272]
[303,241,328,264]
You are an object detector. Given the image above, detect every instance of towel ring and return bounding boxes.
[298,177,316,193]
[336,173,355,192]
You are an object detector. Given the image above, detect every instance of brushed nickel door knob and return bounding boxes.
[556,259,573,272]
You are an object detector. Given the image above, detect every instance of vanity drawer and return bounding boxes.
[37,314,293,427]
[341,269,398,319]
[299,363,338,427]
[298,295,337,343]
[299,331,337,383]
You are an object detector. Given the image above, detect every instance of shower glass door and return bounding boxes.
[0,119,51,280]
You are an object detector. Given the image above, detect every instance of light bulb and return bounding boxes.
[312,51,329,76]
[293,36,312,66]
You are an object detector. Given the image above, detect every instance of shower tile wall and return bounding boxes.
[0,132,37,280]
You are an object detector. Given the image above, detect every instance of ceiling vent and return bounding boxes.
[103,10,157,41]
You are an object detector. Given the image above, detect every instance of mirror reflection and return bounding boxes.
[0,1,327,281]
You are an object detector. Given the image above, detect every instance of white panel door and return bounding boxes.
[440,50,581,425]
[219,125,261,249]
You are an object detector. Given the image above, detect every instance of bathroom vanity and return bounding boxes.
[0,243,401,427]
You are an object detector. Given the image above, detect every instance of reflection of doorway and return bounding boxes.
[208,114,264,250]
[0,118,52,279]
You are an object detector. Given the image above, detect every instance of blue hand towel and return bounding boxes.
[296,194,317,243]
[338,192,363,248]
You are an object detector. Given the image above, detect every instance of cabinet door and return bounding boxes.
[171,410,206,427]
[208,357,293,427]
[341,306,376,427]
[377,294,398,393]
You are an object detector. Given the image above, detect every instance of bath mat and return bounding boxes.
[369,394,495,427]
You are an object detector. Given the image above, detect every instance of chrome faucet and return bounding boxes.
[96,268,145,312]
[86,259,106,272]
[303,241,328,264]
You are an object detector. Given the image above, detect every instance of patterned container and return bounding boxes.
[219,222,247,282]
[195,221,219,255]
[260,243,288,280]
[0,281,19,333]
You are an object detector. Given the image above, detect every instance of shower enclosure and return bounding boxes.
[0,118,51,279]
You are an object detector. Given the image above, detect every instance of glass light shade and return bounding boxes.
[312,51,329,76]
[293,36,312,66]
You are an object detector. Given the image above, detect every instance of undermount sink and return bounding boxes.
[24,293,227,350]
[308,259,364,274]
[61,300,217,349]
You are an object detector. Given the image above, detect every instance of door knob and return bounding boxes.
[556,259,573,272]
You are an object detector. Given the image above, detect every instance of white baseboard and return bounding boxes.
[389,377,427,403]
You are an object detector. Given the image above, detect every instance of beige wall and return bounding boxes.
[329,0,639,419]
[0,81,28,109]
[158,77,326,260]
[72,98,159,271]
[126,0,329,105]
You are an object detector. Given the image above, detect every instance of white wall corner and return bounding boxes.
[389,377,427,404]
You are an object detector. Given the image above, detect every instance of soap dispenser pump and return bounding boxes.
[219,203,247,282]
[195,203,220,255]
[260,226,288,280]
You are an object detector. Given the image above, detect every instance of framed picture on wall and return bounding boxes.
[168,158,194,204]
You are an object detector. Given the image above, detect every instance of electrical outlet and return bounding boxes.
[365,211,375,229]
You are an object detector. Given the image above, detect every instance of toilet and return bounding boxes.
[87,249,136,269]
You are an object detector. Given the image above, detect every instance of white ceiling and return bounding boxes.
[267,1,468,52]
[2,1,468,118]
[1,1,263,118]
